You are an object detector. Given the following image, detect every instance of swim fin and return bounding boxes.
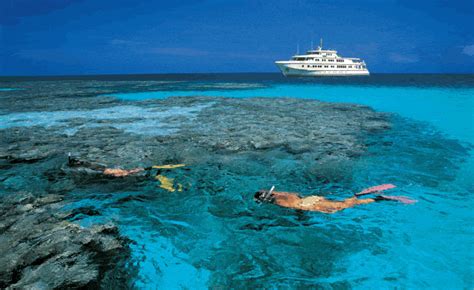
[355,184,396,196]
[375,195,417,204]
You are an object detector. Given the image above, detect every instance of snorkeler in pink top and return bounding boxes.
[254,184,416,213]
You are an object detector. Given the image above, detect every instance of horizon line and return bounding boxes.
[1,72,473,79]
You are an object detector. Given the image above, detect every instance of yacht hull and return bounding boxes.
[275,62,369,77]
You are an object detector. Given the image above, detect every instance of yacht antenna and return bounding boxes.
[311,39,313,50]
[320,38,323,49]
[297,42,300,54]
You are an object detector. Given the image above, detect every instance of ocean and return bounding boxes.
[0,74,472,288]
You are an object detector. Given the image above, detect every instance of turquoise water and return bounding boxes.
[107,78,473,288]
[0,88,20,91]
[1,75,473,288]
[111,84,474,142]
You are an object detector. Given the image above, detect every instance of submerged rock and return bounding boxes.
[0,192,131,289]
[0,96,391,193]
[0,94,393,287]
[176,98,391,157]
[0,96,389,162]
[0,81,470,288]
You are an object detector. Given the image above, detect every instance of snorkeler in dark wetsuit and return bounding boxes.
[67,153,146,177]
[254,185,416,214]
[66,153,188,180]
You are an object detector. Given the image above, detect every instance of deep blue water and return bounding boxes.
[1,74,473,288]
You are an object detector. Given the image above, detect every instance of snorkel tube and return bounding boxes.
[263,185,275,201]
[254,186,276,204]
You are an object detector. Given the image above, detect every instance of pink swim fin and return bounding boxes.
[378,195,417,204]
[355,184,396,196]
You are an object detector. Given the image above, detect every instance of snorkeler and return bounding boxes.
[67,153,187,189]
[67,153,146,177]
[254,184,416,213]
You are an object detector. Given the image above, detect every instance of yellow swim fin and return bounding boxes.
[152,164,186,170]
[156,174,175,192]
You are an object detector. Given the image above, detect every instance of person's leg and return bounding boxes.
[294,196,375,213]
[324,197,375,212]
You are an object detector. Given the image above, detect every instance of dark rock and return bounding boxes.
[0,193,130,289]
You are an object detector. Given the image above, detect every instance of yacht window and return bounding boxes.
[324,65,328,68]
[331,65,334,68]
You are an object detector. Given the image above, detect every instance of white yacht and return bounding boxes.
[275,39,369,77]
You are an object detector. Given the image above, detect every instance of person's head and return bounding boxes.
[254,187,275,204]
[68,156,83,166]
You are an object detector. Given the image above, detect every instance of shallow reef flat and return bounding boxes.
[0,80,470,288]
[0,96,391,193]
[0,90,391,287]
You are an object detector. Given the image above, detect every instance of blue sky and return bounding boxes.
[0,0,473,75]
